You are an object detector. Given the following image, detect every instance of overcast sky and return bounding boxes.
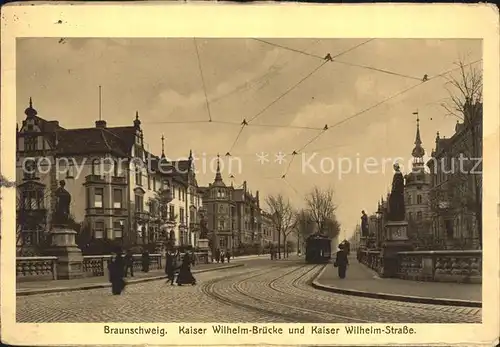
[17,38,482,237]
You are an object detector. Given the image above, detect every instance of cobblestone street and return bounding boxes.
[16,259,481,323]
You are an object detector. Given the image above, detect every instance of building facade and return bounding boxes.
[232,181,261,246]
[199,158,236,253]
[426,101,482,249]
[260,210,278,246]
[404,115,432,243]
[16,99,201,255]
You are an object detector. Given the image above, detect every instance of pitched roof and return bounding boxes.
[55,126,136,157]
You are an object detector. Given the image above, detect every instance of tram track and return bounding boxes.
[201,263,371,323]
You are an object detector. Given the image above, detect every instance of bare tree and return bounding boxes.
[439,60,483,248]
[305,186,340,239]
[265,193,296,259]
[295,209,315,251]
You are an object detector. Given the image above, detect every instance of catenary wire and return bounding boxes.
[279,58,483,178]
[225,39,376,155]
[194,38,212,122]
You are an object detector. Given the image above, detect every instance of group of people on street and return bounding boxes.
[107,247,197,295]
[212,249,231,263]
[165,249,197,286]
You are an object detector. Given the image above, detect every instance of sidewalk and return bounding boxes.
[17,262,242,296]
[312,257,481,307]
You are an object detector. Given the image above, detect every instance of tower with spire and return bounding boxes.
[404,111,431,241]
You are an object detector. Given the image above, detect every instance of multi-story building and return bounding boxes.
[260,210,277,246]
[232,181,261,246]
[404,115,432,242]
[15,99,200,254]
[199,157,236,253]
[426,101,482,249]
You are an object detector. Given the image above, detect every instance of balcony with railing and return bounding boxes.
[85,174,105,184]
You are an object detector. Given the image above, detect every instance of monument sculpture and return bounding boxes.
[388,163,405,221]
[53,180,71,226]
[378,163,413,278]
[48,180,83,279]
[196,208,210,263]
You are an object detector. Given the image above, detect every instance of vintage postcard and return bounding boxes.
[1,2,499,346]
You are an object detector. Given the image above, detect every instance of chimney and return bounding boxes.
[243,180,247,192]
[95,120,107,128]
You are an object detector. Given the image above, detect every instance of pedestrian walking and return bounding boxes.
[108,247,126,295]
[165,250,176,285]
[220,250,225,263]
[141,249,150,273]
[226,250,231,263]
[176,254,196,286]
[333,244,349,279]
[214,249,220,263]
[124,249,134,277]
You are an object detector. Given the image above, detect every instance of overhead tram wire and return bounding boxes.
[280,58,483,178]
[332,61,422,81]
[194,38,212,122]
[253,38,325,60]
[228,39,378,176]
[225,59,329,155]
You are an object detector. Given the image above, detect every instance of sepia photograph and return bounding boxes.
[1,4,498,346]
[13,36,484,323]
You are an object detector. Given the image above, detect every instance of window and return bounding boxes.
[407,195,411,205]
[150,200,157,216]
[153,177,156,191]
[94,188,104,208]
[190,209,196,224]
[417,195,422,204]
[113,161,120,177]
[408,212,413,220]
[219,204,224,213]
[95,221,105,239]
[113,189,122,208]
[180,207,185,223]
[24,136,37,151]
[23,158,37,179]
[92,159,101,176]
[135,194,143,212]
[417,211,422,220]
[147,174,151,190]
[190,191,194,204]
[66,165,75,178]
[219,220,225,230]
[135,169,142,186]
[86,188,91,209]
[113,221,123,238]
[169,205,175,221]
[21,189,44,210]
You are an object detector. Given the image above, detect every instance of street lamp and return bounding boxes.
[119,220,124,246]
[375,207,382,249]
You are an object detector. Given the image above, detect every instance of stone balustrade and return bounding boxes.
[16,256,58,282]
[17,254,163,282]
[397,250,482,283]
[357,248,482,283]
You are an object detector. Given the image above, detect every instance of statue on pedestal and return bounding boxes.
[199,217,208,239]
[53,180,71,226]
[387,163,405,221]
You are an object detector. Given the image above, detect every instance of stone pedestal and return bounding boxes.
[47,227,84,280]
[197,238,210,264]
[378,221,414,278]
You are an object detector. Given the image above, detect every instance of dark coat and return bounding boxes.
[108,254,126,294]
[334,250,349,267]
[176,255,196,285]
[165,254,176,278]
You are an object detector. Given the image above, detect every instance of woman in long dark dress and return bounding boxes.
[109,250,126,295]
[333,244,349,279]
[176,254,196,286]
